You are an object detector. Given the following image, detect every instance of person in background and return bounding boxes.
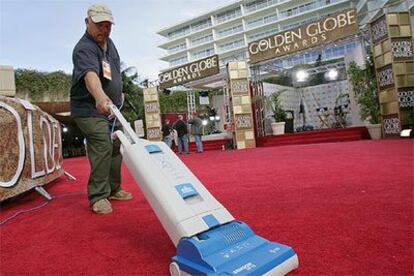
[162,119,173,148]
[70,4,133,215]
[188,112,203,153]
[172,115,189,154]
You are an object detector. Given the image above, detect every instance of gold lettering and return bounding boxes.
[283,45,291,51]
[249,42,259,55]
[211,56,217,67]
[181,66,188,76]
[258,39,269,52]
[285,31,292,44]
[199,60,207,71]
[274,34,285,47]
[189,63,198,73]
[291,29,302,41]
[306,23,318,37]
[323,17,337,32]
[337,13,348,28]
[347,10,356,25]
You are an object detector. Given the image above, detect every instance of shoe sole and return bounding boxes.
[92,208,112,214]
[108,196,133,201]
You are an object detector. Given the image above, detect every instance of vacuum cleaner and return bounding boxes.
[109,105,298,275]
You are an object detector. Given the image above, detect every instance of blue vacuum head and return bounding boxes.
[171,221,298,275]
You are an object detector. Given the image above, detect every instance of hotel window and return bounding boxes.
[248,28,279,42]
[220,52,247,66]
[346,42,357,51]
[324,45,347,60]
[170,56,188,67]
[192,48,215,60]
[319,11,334,18]
[247,12,278,29]
[273,60,284,69]
[219,39,245,52]
[167,26,190,39]
[216,8,242,24]
[284,55,304,67]
[168,42,186,54]
[264,13,278,24]
[282,22,300,30]
[191,34,213,46]
[325,0,341,4]
[280,1,318,18]
[245,0,278,13]
[303,51,321,64]
[323,42,357,59]
[281,16,317,30]
[191,18,212,32]
[247,18,263,29]
[217,24,244,38]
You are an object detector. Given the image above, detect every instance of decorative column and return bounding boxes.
[143,87,162,141]
[227,61,256,149]
[370,12,414,137]
[0,65,16,97]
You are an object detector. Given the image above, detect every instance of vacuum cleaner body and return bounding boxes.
[109,105,298,275]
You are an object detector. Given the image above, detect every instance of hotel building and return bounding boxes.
[158,0,413,78]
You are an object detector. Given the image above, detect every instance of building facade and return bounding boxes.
[158,0,413,73]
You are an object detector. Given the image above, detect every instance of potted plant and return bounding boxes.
[347,59,381,139]
[267,92,287,135]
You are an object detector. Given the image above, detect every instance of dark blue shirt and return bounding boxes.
[70,32,122,118]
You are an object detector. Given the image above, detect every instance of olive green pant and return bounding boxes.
[74,117,122,205]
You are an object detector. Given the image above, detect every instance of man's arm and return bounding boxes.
[84,71,112,115]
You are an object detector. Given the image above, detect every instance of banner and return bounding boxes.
[0,96,64,201]
[158,55,219,89]
[248,9,358,64]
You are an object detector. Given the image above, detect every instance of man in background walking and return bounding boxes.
[188,112,203,153]
[162,119,173,148]
[173,115,189,154]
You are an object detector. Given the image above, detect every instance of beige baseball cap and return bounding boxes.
[87,4,114,24]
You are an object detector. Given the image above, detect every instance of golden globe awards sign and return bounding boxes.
[0,96,64,201]
[158,55,220,89]
[248,9,358,64]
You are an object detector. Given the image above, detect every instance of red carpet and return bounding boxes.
[1,140,413,275]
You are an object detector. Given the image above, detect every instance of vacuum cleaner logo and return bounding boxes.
[175,183,198,199]
[232,262,256,274]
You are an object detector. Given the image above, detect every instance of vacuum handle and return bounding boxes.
[108,104,140,145]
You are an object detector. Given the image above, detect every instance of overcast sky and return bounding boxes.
[0,0,235,81]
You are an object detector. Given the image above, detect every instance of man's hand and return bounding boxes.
[95,95,112,115]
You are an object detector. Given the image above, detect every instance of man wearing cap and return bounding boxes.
[70,4,133,214]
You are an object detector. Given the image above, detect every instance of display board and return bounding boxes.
[301,81,351,129]
[0,96,64,201]
[143,87,162,141]
[370,12,414,137]
[227,61,256,149]
[0,65,16,97]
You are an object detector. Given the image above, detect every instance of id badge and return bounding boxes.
[102,60,112,81]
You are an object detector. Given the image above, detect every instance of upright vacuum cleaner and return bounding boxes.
[109,105,298,275]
